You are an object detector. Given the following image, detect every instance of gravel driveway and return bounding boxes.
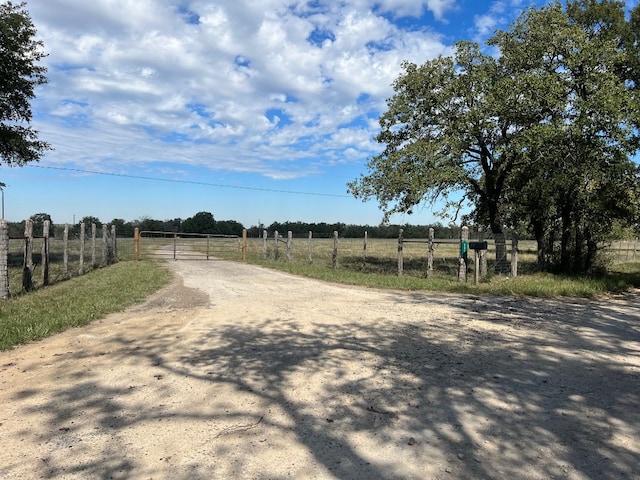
[1,259,639,479]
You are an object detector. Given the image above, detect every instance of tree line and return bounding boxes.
[6,211,504,240]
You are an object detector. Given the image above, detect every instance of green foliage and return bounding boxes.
[0,1,50,167]
[349,0,640,275]
[181,211,215,234]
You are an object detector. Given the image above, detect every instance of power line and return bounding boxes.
[31,165,351,198]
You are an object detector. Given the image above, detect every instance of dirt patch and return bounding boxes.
[1,259,639,479]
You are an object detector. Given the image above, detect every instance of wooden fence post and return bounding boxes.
[274,230,279,260]
[397,228,404,276]
[111,224,117,262]
[102,225,108,265]
[242,229,247,261]
[91,223,97,268]
[79,222,85,274]
[363,231,368,268]
[42,220,49,286]
[134,227,140,261]
[23,218,35,290]
[63,224,69,279]
[427,227,434,278]
[511,234,519,277]
[286,231,292,263]
[0,220,8,299]
[332,231,338,269]
[459,226,469,282]
[263,230,268,259]
[495,232,508,274]
[478,226,487,278]
[308,231,313,264]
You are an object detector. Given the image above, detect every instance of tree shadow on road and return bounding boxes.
[9,291,640,479]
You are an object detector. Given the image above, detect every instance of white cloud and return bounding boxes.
[29,0,453,180]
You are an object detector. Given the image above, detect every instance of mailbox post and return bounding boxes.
[468,241,488,285]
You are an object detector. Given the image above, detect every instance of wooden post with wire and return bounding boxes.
[242,229,247,261]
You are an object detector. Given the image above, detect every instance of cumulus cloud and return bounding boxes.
[27,1,482,180]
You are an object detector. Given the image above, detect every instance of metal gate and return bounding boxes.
[134,230,242,260]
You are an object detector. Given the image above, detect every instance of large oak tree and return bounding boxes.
[349,0,640,274]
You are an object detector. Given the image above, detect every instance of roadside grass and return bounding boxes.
[0,260,171,351]
[240,256,640,298]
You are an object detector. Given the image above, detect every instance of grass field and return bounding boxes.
[5,234,639,299]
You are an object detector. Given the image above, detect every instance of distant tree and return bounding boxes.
[214,220,244,236]
[163,218,182,232]
[29,212,53,235]
[80,216,101,228]
[109,218,134,237]
[136,216,164,232]
[0,1,51,168]
[181,211,215,234]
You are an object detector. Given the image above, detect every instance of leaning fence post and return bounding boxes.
[397,228,404,276]
[308,231,313,264]
[332,231,338,268]
[511,234,519,277]
[42,220,49,286]
[0,219,9,299]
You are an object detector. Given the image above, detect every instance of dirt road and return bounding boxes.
[1,259,639,479]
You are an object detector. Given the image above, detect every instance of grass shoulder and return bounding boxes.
[0,260,171,351]
[238,256,640,298]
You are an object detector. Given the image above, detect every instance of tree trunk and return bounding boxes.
[532,219,547,269]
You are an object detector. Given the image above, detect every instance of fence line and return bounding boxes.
[0,219,117,300]
[258,227,521,282]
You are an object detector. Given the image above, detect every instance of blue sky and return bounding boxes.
[2,0,633,228]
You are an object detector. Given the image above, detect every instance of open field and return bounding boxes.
[6,234,639,298]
